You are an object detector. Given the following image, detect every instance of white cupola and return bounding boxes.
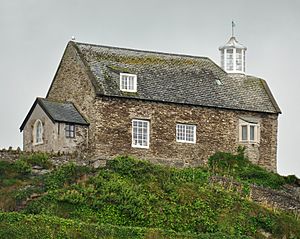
[219,22,247,74]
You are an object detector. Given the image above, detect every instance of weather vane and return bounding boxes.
[231,21,236,37]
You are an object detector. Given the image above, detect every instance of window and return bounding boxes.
[120,73,137,92]
[226,49,233,71]
[239,122,259,143]
[220,51,224,69]
[65,124,75,138]
[33,119,43,145]
[236,49,242,71]
[176,124,196,143]
[132,119,149,148]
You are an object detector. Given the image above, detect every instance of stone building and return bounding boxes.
[20,35,281,171]
[20,98,89,153]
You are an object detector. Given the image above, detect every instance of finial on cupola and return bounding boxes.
[219,21,247,74]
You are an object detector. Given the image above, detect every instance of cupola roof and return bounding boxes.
[219,36,247,50]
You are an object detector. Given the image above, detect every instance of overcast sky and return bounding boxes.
[0,0,299,176]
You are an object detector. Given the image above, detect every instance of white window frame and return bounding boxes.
[120,73,137,92]
[176,124,196,144]
[223,48,245,74]
[132,119,150,149]
[33,119,43,145]
[239,121,260,143]
[65,123,75,138]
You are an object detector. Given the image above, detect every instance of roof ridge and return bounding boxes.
[72,41,211,61]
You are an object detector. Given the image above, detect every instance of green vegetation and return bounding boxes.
[209,146,298,189]
[0,160,32,210]
[19,152,52,169]
[0,212,248,239]
[0,151,299,238]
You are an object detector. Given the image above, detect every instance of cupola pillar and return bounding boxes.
[219,22,247,74]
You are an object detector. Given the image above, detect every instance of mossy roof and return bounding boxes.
[72,41,281,114]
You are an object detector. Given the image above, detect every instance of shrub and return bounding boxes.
[0,161,16,181]
[107,155,167,182]
[2,179,17,187]
[14,160,31,175]
[0,161,12,175]
[0,212,252,239]
[43,163,91,190]
[284,175,299,185]
[208,149,288,189]
[19,153,52,169]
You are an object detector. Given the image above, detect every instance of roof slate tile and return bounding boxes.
[74,42,280,114]
[39,98,89,125]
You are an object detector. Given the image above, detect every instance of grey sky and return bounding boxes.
[0,0,299,176]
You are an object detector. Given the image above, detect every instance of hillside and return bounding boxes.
[0,150,300,238]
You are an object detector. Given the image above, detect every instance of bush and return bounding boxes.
[0,161,16,182]
[43,163,91,190]
[14,160,31,175]
[284,175,299,185]
[2,179,17,187]
[19,153,52,169]
[208,149,288,189]
[107,155,163,181]
[0,161,12,176]
[0,212,251,239]
[238,166,285,189]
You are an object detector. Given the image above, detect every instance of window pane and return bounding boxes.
[176,124,195,143]
[221,51,224,69]
[226,49,233,71]
[120,74,137,92]
[243,53,246,72]
[236,51,242,71]
[132,120,149,147]
[34,120,43,143]
[242,125,247,141]
[65,124,75,138]
[250,125,255,141]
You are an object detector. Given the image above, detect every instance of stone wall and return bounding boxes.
[0,149,107,169]
[88,97,278,171]
[45,42,279,172]
[0,149,22,162]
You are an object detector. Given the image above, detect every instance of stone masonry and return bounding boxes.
[46,42,279,171]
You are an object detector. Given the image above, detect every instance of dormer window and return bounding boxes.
[120,73,137,92]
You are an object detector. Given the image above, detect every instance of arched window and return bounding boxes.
[33,119,43,144]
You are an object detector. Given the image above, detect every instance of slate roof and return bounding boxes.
[71,41,281,114]
[20,98,89,131]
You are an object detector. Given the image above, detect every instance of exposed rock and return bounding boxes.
[92,159,106,168]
